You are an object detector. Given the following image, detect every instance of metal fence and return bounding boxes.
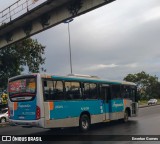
[0,0,47,25]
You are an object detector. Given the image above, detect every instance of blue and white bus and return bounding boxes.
[8,73,138,131]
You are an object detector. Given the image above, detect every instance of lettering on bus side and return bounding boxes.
[19,104,31,108]
[81,107,89,111]
[113,102,123,108]
[22,112,35,115]
[55,105,64,109]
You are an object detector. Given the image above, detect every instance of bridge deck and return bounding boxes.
[0,0,115,49]
[0,0,70,36]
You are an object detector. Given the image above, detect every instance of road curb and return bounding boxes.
[139,104,160,108]
[0,122,9,127]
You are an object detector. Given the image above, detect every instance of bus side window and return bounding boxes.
[43,80,54,101]
[53,81,64,100]
[111,85,121,99]
[122,86,130,99]
[90,83,98,99]
[65,82,82,100]
[131,87,136,102]
[83,83,90,99]
[100,85,105,100]
[83,83,98,99]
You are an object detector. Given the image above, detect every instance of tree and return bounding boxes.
[124,71,160,100]
[0,38,46,89]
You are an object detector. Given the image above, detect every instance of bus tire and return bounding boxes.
[79,114,90,132]
[123,110,129,122]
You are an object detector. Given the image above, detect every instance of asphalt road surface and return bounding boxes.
[0,105,160,144]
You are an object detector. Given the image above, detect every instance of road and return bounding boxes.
[0,105,160,143]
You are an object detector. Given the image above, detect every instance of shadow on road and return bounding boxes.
[26,120,138,136]
[20,120,139,141]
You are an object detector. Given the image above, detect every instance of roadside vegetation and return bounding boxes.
[0,38,46,89]
[124,71,160,103]
[138,99,160,106]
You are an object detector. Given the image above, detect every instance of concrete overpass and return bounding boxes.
[0,0,116,49]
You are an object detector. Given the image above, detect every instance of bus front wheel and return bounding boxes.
[79,114,90,132]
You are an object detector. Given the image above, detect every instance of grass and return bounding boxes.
[138,99,160,106]
[138,100,148,106]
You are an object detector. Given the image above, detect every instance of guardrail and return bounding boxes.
[0,0,47,25]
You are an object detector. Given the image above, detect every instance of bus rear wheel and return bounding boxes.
[79,114,90,132]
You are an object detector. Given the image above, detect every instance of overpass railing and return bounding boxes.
[0,0,47,25]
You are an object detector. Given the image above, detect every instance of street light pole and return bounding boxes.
[64,19,73,74]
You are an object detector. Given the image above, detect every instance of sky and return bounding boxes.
[1,0,160,81]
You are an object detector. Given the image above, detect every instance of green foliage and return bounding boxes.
[0,38,46,89]
[124,71,160,100]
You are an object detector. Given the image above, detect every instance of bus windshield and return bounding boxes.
[8,77,36,101]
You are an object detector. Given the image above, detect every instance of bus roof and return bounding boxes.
[40,73,136,86]
[9,73,136,86]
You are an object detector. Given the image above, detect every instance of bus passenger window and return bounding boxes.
[65,82,81,100]
[53,81,64,100]
[43,80,54,101]
[111,85,121,99]
[100,85,105,100]
[90,83,98,99]
[83,83,98,99]
[131,88,136,102]
[122,86,131,98]
[83,83,90,99]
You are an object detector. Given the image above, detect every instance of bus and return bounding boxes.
[8,73,138,131]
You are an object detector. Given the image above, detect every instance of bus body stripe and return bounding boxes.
[13,102,17,110]
[123,99,127,106]
[49,102,54,110]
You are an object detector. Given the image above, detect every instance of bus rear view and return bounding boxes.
[8,73,138,131]
[8,74,44,127]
